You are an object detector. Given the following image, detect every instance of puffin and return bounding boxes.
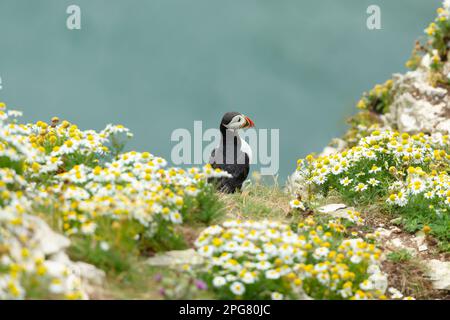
[209,112,255,193]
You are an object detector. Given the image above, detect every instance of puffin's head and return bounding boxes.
[220,112,255,130]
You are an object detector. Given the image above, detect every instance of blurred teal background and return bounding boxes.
[0,0,439,180]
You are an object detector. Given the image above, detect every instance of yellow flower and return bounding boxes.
[36,265,47,276]
[305,154,314,162]
[425,22,437,36]
[31,162,41,173]
[357,99,367,110]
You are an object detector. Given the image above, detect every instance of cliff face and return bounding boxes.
[286,2,450,169]
[286,3,450,298]
[383,61,450,135]
[380,1,450,136]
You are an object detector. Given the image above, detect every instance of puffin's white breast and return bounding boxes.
[239,137,252,163]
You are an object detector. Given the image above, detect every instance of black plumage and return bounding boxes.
[208,112,254,193]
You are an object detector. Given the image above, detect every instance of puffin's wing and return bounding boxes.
[209,150,249,193]
[245,153,250,177]
[224,153,249,179]
[239,153,250,181]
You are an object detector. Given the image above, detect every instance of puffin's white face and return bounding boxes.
[223,114,255,130]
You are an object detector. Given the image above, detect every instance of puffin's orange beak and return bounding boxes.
[244,116,255,128]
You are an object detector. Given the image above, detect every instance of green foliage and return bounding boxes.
[387,249,413,263]
[69,237,133,274]
[156,269,213,300]
[398,203,450,245]
[183,184,225,225]
[67,217,143,274]
[139,219,187,253]
[60,152,101,172]
[0,156,24,174]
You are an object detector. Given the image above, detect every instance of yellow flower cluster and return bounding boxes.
[40,155,229,237]
[1,104,86,299]
[293,129,449,244]
[195,217,392,300]
[387,166,450,211]
[356,79,393,114]
[297,130,450,206]
[1,102,229,299]
[414,1,450,73]
[25,118,132,176]
[425,1,450,36]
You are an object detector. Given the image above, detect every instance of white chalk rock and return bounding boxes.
[425,259,450,290]
[386,238,417,256]
[317,203,347,214]
[146,249,204,267]
[27,215,70,256]
[376,227,393,239]
[383,69,450,135]
[286,170,311,199]
[50,251,105,286]
[319,138,348,157]
[27,215,105,294]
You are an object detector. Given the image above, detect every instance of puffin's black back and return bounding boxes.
[209,112,251,193]
[209,145,250,193]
